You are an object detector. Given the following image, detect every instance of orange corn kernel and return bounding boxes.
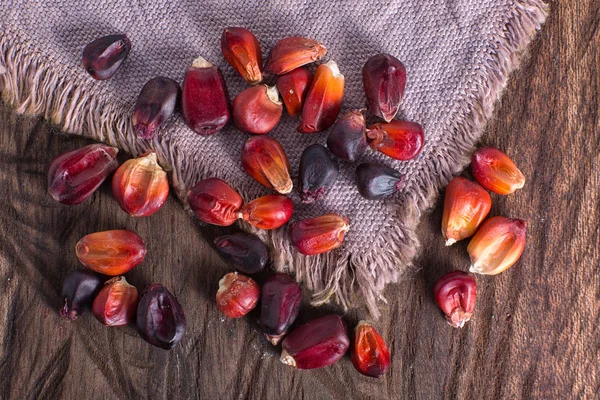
[351,321,391,378]
[366,120,424,161]
[276,66,313,117]
[187,178,244,226]
[221,27,263,85]
[467,216,527,275]
[297,60,345,133]
[441,177,492,246]
[112,152,169,217]
[239,195,293,230]
[264,37,327,75]
[289,213,349,255]
[241,136,293,194]
[471,147,525,195]
[76,230,147,276]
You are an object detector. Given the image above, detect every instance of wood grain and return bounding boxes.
[1,1,598,398]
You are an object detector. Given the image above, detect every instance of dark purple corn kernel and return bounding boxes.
[59,270,103,321]
[133,77,181,139]
[82,34,131,80]
[355,163,405,200]
[298,144,339,204]
[136,283,186,350]
[260,273,302,345]
[214,232,269,274]
[326,110,367,161]
[362,53,406,122]
[48,144,119,205]
[280,314,349,369]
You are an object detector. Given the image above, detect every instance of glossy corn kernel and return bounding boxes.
[281,314,349,370]
[441,177,492,246]
[298,60,344,133]
[355,163,405,200]
[468,216,527,275]
[76,230,146,276]
[233,85,282,134]
[362,53,406,122]
[472,147,525,195]
[264,37,327,75]
[214,232,269,274]
[60,270,103,321]
[187,178,243,226]
[48,144,119,205]
[299,144,339,204]
[92,276,139,327]
[137,283,186,350]
[132,77,180,139]
[260,273,302,345]
[239,195,293,230]
[221,27,263,85]
[367,120,424,161]
[327,110,367,162]
[82,34,131,80]
[241,136,293,194]
[216,272,260,318]
[290,213,349,255]
[276,66,313,117]
[433,271,477,328]
[182,56,231,136]
[112,152,169,217]
[351,321,391,378]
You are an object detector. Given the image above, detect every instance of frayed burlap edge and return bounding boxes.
[0,1,548,319]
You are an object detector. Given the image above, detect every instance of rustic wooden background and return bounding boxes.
[1,1,598,399]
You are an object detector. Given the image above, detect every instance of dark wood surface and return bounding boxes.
[1,1,598,399]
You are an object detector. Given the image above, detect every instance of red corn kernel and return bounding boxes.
[289,213,349,255]
[276,66,313,117]
[351,321,391,378]
[471,147,526,195]
[221,27,263,85]
[241,136,293,194]
[239,195,293,230]
[366,120,424,161]
[297,60,344,133]
[233,85,283,135]
[433,271,476,328]
[264,37,327,75]
[92,276,139,327]
[216,272,260,318]
[187,178,244,226]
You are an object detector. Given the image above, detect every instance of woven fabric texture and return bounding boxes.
[0,0,548,317]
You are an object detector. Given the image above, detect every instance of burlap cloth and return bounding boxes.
[0,1,548,318]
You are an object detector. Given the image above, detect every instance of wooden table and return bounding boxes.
[1,2,598,398]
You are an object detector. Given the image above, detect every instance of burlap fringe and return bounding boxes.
[0,1,548,319]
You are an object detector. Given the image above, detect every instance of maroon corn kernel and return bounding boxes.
[137,283,186,350]
[132,77,180,139]
[433,271,477,328]
[182,56,231,136]
[259,273,302,344]
[362,53,406,122]
[82,34,131,80]
[281,314,349,369]
[48,144,119,205]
